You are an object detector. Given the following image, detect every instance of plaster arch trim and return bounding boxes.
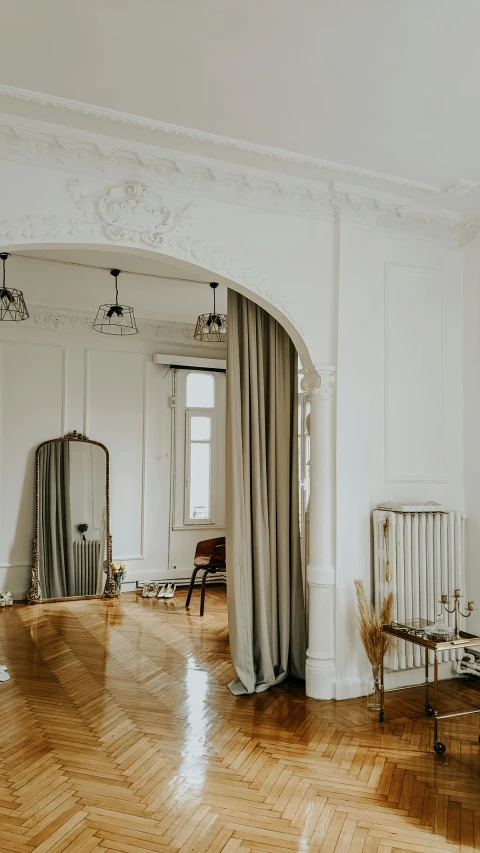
[0,178,314,370]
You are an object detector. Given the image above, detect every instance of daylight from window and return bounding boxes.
[186,373,215,522]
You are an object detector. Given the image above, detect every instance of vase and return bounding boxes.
[367,664,381,711]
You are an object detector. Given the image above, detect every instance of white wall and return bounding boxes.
[463,244,480,637]
[0,258,227,597]
[335,222,465,697]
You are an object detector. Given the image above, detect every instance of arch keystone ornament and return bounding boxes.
[67,180,196,245]
[302,366,337,699]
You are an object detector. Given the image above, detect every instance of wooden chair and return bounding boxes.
[185,536,226,616]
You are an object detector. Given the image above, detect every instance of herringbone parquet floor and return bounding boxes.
[1,588,480,853]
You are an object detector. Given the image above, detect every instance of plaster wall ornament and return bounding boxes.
[63,180,305,338]
[0,214,60,241]
[67,180,196,245]
[0,115,475,243]
[301,367,336,400]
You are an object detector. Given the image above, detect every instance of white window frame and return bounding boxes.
[184,402,216,525]
[171,368,225,530]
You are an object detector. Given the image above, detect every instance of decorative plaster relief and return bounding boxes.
[67,180,195,246]
[64,180,304,338]
[0,214,60,241]
[301,367,336,400]
[0,116,473,243]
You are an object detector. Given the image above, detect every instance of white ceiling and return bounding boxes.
[0,1,479,189]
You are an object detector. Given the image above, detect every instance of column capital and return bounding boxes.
[301,365,336,401]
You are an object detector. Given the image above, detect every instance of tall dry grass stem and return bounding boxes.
[354,579,394,667]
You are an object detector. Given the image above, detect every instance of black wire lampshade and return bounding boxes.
[194,282,227,342]
[0,253,29,322]
[93,269,138,336]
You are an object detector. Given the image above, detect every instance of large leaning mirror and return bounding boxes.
[27,431,117,602]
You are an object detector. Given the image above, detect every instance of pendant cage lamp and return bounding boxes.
[194,282,227,342]
[0,253,29,321]
[93,269,138,335]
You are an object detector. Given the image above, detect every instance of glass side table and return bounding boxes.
[380,622,480,754]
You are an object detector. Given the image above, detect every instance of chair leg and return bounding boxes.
[200,569,209,617]
[185,566,201,608]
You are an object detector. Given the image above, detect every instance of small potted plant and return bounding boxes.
[112,561,127,594]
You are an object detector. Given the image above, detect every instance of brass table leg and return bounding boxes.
[379,629,385,723]
[433,649,446,754]
[424,648,434,716]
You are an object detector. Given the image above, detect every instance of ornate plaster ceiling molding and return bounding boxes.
[330,184,463,245]
[0,114,476,243]
[26,302,217,347]
[0,115,334,220]
[0,84,442,194]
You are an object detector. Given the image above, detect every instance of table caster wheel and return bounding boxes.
[379,711,384,722]
[425,703,434,716]
[434,741,446,755]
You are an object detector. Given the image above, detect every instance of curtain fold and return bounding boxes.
[226,291,306,695]
[38,441,75,598]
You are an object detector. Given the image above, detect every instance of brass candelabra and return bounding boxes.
[440,588,476,640]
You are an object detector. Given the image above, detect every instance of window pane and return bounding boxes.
[187,372,215,408]
[190,416,211,440]
[189,442,211,519]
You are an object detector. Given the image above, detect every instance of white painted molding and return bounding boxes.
[0,84,442,193]
[301,365,336,401]
[2,175,302,341]
[0,113,474,244]
[67,180,196,246]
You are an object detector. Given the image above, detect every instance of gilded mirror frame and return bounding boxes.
[27,430,117,603]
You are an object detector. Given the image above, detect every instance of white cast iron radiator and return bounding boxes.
[73,540,101,596]
[373,505,466,670]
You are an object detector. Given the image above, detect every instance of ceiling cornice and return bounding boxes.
[0,83,450,195]
[0,109,477,246]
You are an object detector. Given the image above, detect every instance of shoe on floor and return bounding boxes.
[163,583,176,600]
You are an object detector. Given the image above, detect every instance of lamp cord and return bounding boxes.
[2,257,5,289]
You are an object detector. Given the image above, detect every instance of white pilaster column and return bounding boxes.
[301,366,336,700]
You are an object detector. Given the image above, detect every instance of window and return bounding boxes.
[186,372,214,408]
[171,369,226,528]
[186,413,212,521]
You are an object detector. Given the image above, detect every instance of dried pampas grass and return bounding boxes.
[354,579,394,667]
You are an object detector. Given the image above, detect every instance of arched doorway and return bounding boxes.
[0,236,336,700]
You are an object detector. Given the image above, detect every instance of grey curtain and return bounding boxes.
[38,441,75,598]
[226,290,306,695]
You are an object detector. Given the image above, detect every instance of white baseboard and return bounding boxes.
[334,660,459,701]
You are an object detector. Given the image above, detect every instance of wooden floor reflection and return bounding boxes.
[1,587,479,852]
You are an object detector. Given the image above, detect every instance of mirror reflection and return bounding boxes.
[37,440,107,599]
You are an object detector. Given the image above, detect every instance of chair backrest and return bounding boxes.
[194,536,226,568]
